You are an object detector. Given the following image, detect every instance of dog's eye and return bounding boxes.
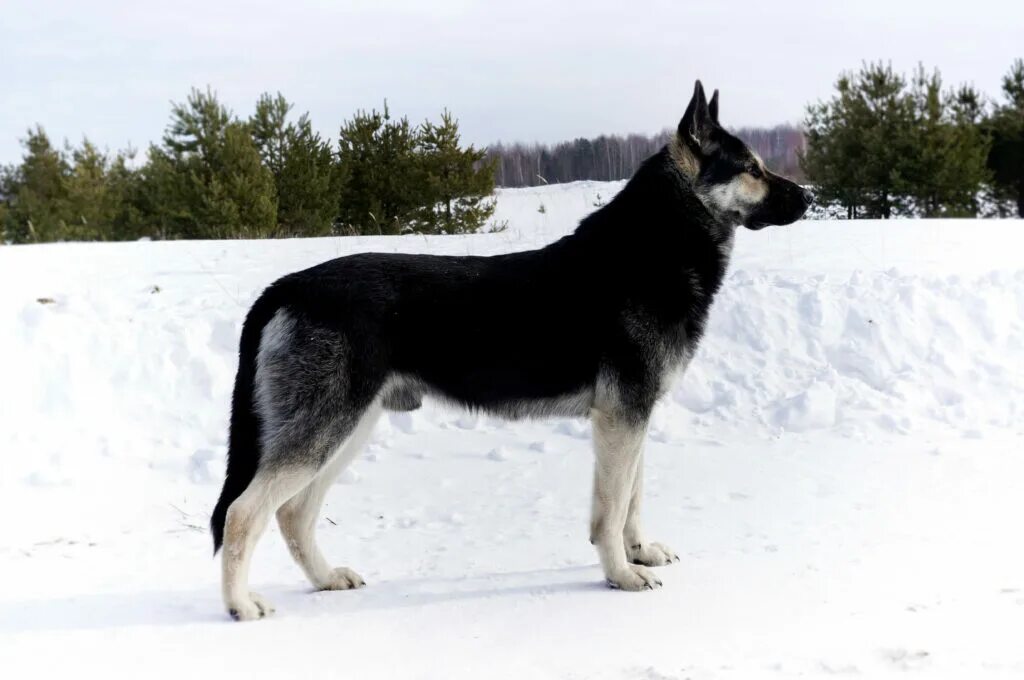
[747,165,763,179]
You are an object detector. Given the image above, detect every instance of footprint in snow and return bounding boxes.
[336,468,360,484]
[454,413,479,430]
[188,448,216,484]
[882,648,930,671]
[554,420,589,439]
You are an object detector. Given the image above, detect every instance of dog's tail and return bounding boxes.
[211,287,285,554]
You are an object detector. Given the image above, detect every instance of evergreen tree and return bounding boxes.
[336,103,423,235]
[804,62,990,218]
[62,139,139,240]
[1,126,71,242]
[147,87,277,238]
[987,59,1024,217]
[250,93,291,178]
[251,93,339,236]
[413,110,495,234]
[907,67,947,216]
[0,129,147,243]
[105,149,150,241]
[135,144,192,240]
[846,63,916,218]
[802,73,872,218]
[906,69,991,217]
[941,85,991,216]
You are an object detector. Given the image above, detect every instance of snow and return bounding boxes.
[1,181,1023,678]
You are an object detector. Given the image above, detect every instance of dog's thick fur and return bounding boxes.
[210,81,812,620]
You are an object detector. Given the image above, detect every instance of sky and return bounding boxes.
[1,0,1022,165]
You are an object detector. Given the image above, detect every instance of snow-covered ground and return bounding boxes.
[1,181,1022,679]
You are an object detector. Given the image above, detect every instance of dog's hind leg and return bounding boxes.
[623,451,679,567]
[221,464,317,621]
[590,409,661,591]
[276,402,382,591]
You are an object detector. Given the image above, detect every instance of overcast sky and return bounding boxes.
[2,0,1022,165]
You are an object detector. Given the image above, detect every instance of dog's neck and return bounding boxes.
[568,146,737,279]
[667,139,739,249]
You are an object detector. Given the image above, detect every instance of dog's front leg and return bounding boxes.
[590,409,661,590]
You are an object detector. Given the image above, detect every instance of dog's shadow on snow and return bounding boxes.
[2,565,606,632]
[311,564,607,614]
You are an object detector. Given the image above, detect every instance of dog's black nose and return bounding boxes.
[800,187,814,206]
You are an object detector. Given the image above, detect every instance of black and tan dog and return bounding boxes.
[211,81,812,620]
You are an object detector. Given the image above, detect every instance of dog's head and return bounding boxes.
[671,81,812,230]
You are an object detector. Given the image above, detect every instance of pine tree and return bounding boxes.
[906,69,991,217]
[0,129,148,243]
[413,110,495,234]
[908,66,947,216]
[105,149,150,241]
[63,139,125,240]
[208,122,279,237]
[250,93,291,178]
[802,65,917,219]
[804,62,990,218]
[987,59,1024,217]
[850,63,916,218]
[941,85,991,216]
[136,144,192,240]
[146,87,278,238]
[251,93,339,236]
[802,73,871,218]
[2,126,71,242]
[336,103,423,235]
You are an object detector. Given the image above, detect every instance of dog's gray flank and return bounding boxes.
[254,309,297,453]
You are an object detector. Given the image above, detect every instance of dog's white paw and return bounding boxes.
[606,564,662,591]
[627,541,680,567]
[319,566,366,591]
[227,592,275,622]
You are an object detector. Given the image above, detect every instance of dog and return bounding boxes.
[210,81,812,620]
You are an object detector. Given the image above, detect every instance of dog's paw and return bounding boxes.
[606,564,662,591]
[627,541,680,567]
[227,592,275,622]
[319,566,366,591]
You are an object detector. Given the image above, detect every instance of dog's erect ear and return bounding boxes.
[679,80,715,155]
[708,89,719,124]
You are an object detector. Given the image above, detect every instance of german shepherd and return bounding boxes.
[211,81,812,620]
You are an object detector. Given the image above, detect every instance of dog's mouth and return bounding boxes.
[745,199,812,230]
[743,183,813,230]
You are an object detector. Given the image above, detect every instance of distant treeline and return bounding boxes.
[486,125,804,187]
[4,60,1023,244]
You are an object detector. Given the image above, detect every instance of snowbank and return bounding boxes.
[1,181,1022,678]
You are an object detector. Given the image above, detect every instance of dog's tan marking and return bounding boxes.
[589,409,661,591]
[222,466,317,621]
[668,136,699,179]
[276,403,382,590]
[736,172,768,204]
